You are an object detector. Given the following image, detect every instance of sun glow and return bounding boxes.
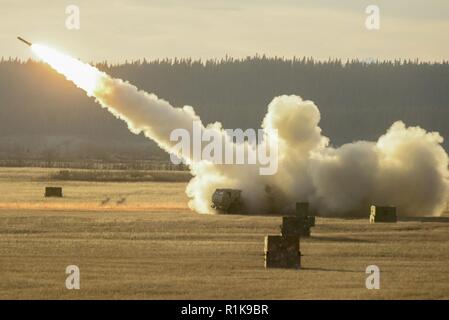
[31,44,104,96]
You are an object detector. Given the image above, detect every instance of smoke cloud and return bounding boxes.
[32,45,449,217]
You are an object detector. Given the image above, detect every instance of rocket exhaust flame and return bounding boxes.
[31,44,104,96]
[30,44,449,217]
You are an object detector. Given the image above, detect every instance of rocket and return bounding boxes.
[17,36,32,46]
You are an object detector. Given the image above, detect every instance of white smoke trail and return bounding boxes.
[262,96,449,216]
[31,44,449,217]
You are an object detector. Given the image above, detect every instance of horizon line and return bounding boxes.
[2,55,449,67]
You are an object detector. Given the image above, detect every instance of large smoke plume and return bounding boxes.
[32,45,449,217]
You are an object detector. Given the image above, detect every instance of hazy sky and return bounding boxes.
[1,0,449,62]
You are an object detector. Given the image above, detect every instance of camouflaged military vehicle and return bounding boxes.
[211,189,243,213]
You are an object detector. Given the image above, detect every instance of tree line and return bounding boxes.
[0,56,448,161]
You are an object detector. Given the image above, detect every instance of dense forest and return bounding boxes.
[0,56,448,161]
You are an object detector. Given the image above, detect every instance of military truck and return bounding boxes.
[211,189,243,213]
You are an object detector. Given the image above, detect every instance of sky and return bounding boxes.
[1,0,449,63]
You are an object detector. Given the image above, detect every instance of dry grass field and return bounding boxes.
[0,167,448,299]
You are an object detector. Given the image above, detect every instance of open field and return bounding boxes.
[0,167,189,212]
[0,167,449,299]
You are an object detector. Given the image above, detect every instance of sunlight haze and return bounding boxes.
[1,0,448,62]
